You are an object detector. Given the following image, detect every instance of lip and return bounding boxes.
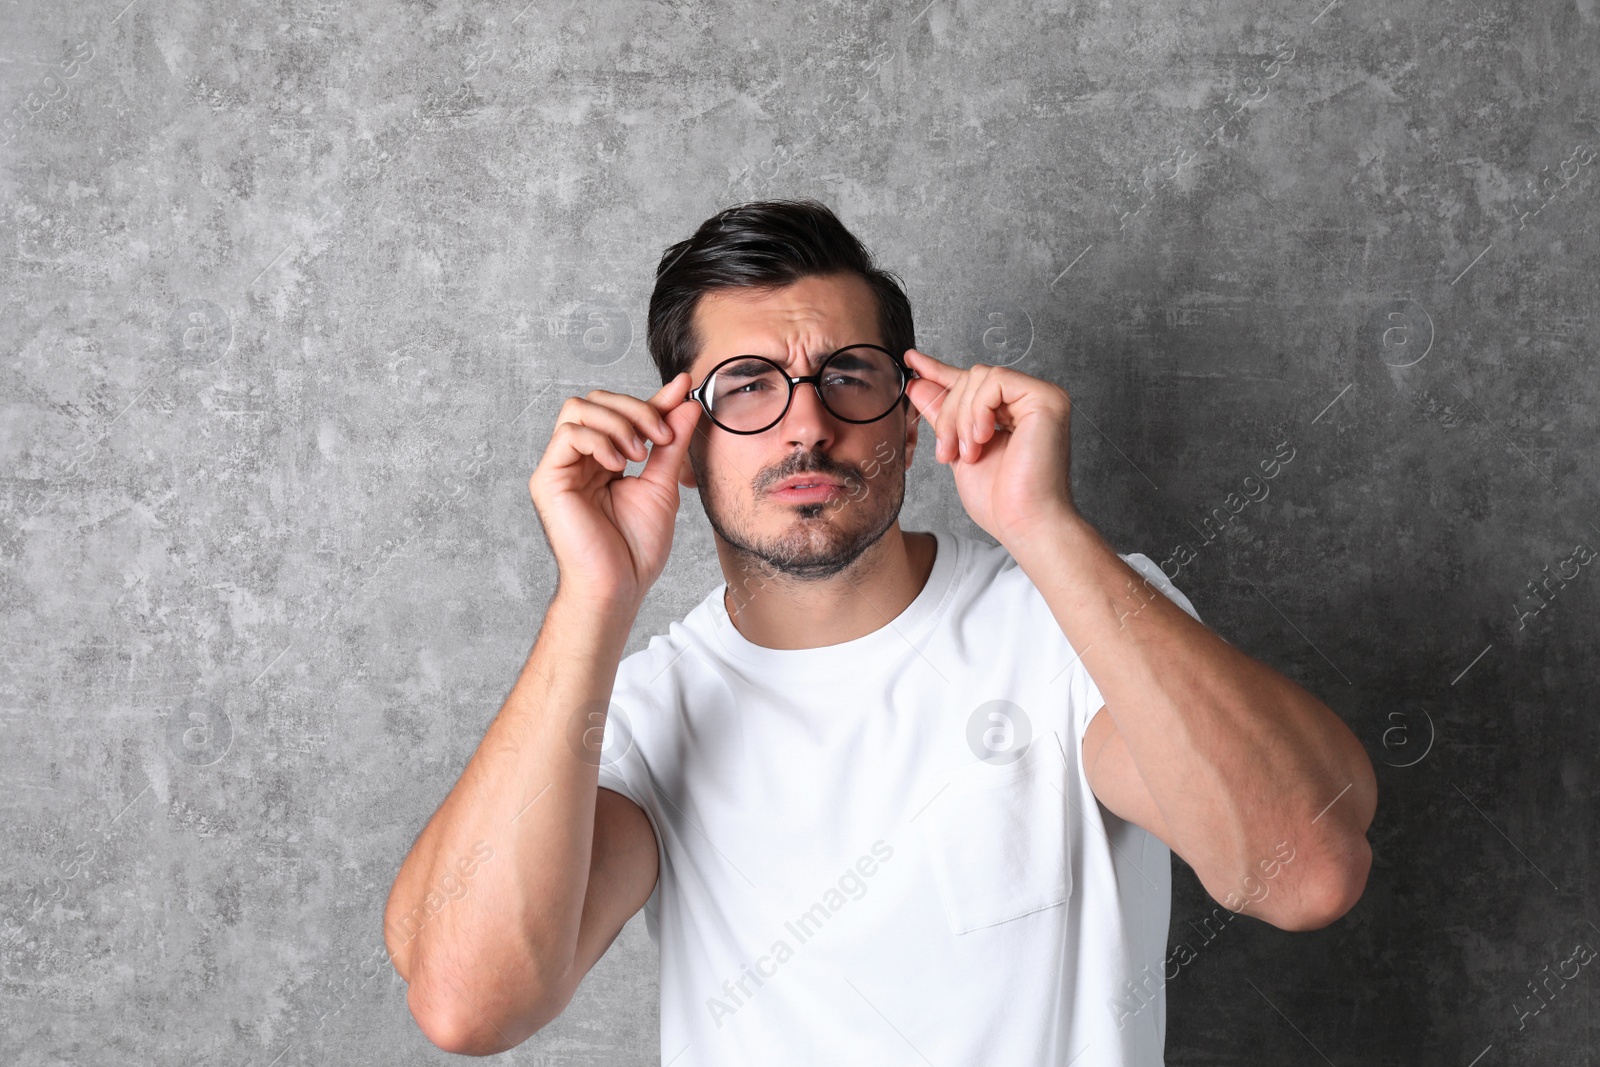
[769,477,844,502]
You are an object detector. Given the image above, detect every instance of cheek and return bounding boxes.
[695,440,764,505]
[687,440,706,484]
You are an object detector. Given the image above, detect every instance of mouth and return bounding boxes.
[769,476,845,502]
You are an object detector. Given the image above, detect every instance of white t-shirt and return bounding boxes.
[595,527,1203,1066]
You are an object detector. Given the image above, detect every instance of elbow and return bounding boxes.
[409,991,496,1056]
[383,878,579,1052]
[1281,747,1379,931]
[421,1024,509,1056]
[1283,833,1373,931]
[406,978,520,1056]
[403,959,574,1056]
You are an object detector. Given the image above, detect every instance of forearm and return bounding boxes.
[1010,510,1376,920]
[384,586,640,1042]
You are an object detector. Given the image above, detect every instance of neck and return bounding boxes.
[718,525,937,651]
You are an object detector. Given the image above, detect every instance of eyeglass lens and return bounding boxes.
[702,347,903,432]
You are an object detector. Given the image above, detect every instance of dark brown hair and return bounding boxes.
[646,198,915,411]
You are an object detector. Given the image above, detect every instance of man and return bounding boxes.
[383,198,1377,1065]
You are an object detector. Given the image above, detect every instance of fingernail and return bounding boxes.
[632,435,645,452]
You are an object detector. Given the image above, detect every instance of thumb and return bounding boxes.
[638,387,702,489]
[906,376,947,427]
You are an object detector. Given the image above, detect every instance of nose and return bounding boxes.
[775,376,838,451]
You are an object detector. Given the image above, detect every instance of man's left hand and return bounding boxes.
[904,348,1080,549]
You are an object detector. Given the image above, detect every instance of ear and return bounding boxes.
[677,444,698,489]
[901,403,918,470]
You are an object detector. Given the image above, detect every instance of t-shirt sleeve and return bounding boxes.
[592,650,669,931]
[594,682,656,825]
[595,730,646,809]
[593,646,660,810]
[595,764,641,806]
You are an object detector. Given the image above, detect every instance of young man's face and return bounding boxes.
[678,272,920,581]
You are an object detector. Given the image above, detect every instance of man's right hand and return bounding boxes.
[528,371,701,606]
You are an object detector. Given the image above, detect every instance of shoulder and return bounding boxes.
[958,535,1203,623]
[950,530,1018,589]
[612,616,699,706]
[607,589,732,724]
[596,604,715,785]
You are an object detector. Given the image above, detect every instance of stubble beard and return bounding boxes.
[695,448,906,583]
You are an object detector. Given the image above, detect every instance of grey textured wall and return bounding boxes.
[3,0,1596,1063]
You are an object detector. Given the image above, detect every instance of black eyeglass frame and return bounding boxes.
[686,343,919,435]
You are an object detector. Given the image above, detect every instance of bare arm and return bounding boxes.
[1019,516,1376,930]
[384,371,701,1054]
[383,590,655,1054]
[900,349,1374,930]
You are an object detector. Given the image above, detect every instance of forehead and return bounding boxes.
[689,273,881,375]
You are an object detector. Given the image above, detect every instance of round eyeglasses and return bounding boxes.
[687,344,916,435]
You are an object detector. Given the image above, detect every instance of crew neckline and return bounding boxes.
[700,528,963,673]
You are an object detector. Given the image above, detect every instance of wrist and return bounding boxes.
[552,581,642,618]
[1005,505,1099,566]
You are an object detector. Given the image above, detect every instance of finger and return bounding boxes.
[971,365,1015,451]
[905,351,956,427]
[908,351,953,415]
[554,421,631,473]
[641,372,697,438]
[577,381,681,447]
[558,395,656,462]
[934,368,973,465]
[906,374,948,429]
[638,380,703,488]
[956,364,995,460]
[908,349,970,462]
[973,368,1023,461]
[949,367,985,463]
[560,373,694,464]
[905,348,959,388]
[972,369,1053,457]
[973,374,998,445]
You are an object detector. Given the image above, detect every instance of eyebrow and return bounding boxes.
[728,344,855,371]
[718,358,781,381]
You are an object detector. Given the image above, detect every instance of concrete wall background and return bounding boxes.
[3,0,1597,1062]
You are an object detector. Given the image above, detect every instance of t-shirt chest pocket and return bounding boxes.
[917,730,1073,935]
